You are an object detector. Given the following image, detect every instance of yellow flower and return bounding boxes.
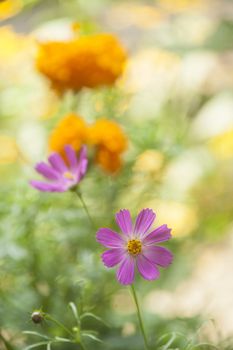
[88,119,128,173]
[49,114,127,173]
[0,0,22,20]
[0,135,19,164]
[158,0,205,12]
[36,34,127,92]
[146,200,198,237]
[208,129,233,159]
[133,150,164,174]
[0,26,32,62]
[49,114,88,156]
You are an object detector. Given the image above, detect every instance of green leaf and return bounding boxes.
[69,302,80,325]
[54,337,74,343]
[80,312,108,326]
[23,341,49,350]
[82,333,102,343]
[23,331,50,340]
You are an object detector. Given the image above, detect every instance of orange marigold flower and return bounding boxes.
[88,119,127,153]
[96,146,122,173]
[36,34,127,92]
[49,114,127,173]
[88,118,127,173]
[49,114,88,155]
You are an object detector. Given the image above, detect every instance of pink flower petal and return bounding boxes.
[136,254,160,281]
[143,246,173,267]
[64,145,79,171]
[78,146,88,179]
[101,249,126,267]
[49,153,67,173]
[35,162,60,180]
[115,209,133,237]
[134,208,156,238]
[96,228,124,248]
[116,256,135,285]
[30,180,66,192]
[143,225,172,245]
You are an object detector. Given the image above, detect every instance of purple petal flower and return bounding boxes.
[96,208,173,285]
[136,254,160,281]
[115,209,133,236]
[134,208,156,238]
[30,145,88,192]
[102,249,126,267]
[96,228,124,248]
[117,256,135,285]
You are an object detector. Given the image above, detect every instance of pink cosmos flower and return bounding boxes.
[96,208,173,285]
[30,145,88,192]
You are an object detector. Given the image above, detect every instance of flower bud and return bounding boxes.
[31,311,44,324]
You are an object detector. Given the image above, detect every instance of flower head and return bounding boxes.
[30,145,88,192]
[0,0,22,21]
[49,114,127,173]
[36,33,127,92]
[96,208,173,285]
[31,310,44,324]
[49,114,88,156]
[88,119,127,172]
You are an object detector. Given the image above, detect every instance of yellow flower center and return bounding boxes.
[63,171,74,180]
[127,239,142,256]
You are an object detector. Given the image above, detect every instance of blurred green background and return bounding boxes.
[1,0,233,349]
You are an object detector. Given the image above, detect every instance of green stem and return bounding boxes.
[80,340,88,350]
[45,314,88,349]
[130,284,150,350]
[45,314,74,338]
[75,190,96,230]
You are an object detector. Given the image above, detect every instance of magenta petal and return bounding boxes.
[74,146,88,182]
[64,145,78,171]
[30,180,65,192]
[102,249,126,267]
[48,153,67,173]
[134,208,156,238]
[78,146,88,178]
[79,159,88,179]
[143,246,173,267]
[35,162,60,180]
[136,254,160,281]
[116,256,135,285]
[143,225,172,245]
[115,209,133,237]
[96,228,124,248]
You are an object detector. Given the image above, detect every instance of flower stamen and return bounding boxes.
[127,239,142,256]
[63,171,74,180]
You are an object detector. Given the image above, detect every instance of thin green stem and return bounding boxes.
[75,190,96,230]
[79,340,88,350]
[45,313,88,349]
[130,284,150,350]
[45,314,74,338]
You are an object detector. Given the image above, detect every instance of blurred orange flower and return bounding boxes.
[49,114,88,156]
[88,119,128,172]
[36,34,127,92]
[49,114,127,173]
